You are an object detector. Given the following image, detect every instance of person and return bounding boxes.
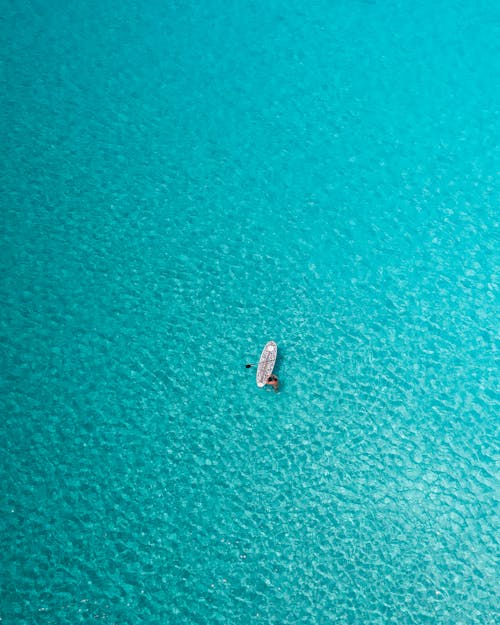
[266,374,279,392]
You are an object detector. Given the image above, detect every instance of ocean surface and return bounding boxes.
[1,0,499,623]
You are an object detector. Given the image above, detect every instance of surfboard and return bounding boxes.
[256,341,278,387]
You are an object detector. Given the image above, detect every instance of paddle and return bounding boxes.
[246,362,276,369]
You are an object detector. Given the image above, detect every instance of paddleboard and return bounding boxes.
[256,341,278,387]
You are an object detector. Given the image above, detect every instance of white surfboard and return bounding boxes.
[256,341,278,387]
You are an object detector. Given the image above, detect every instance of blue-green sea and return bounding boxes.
[1,1,499,623]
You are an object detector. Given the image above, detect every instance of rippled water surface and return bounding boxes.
[1,1,499,623]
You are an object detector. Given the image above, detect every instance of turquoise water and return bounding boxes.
[1,0,499,623]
